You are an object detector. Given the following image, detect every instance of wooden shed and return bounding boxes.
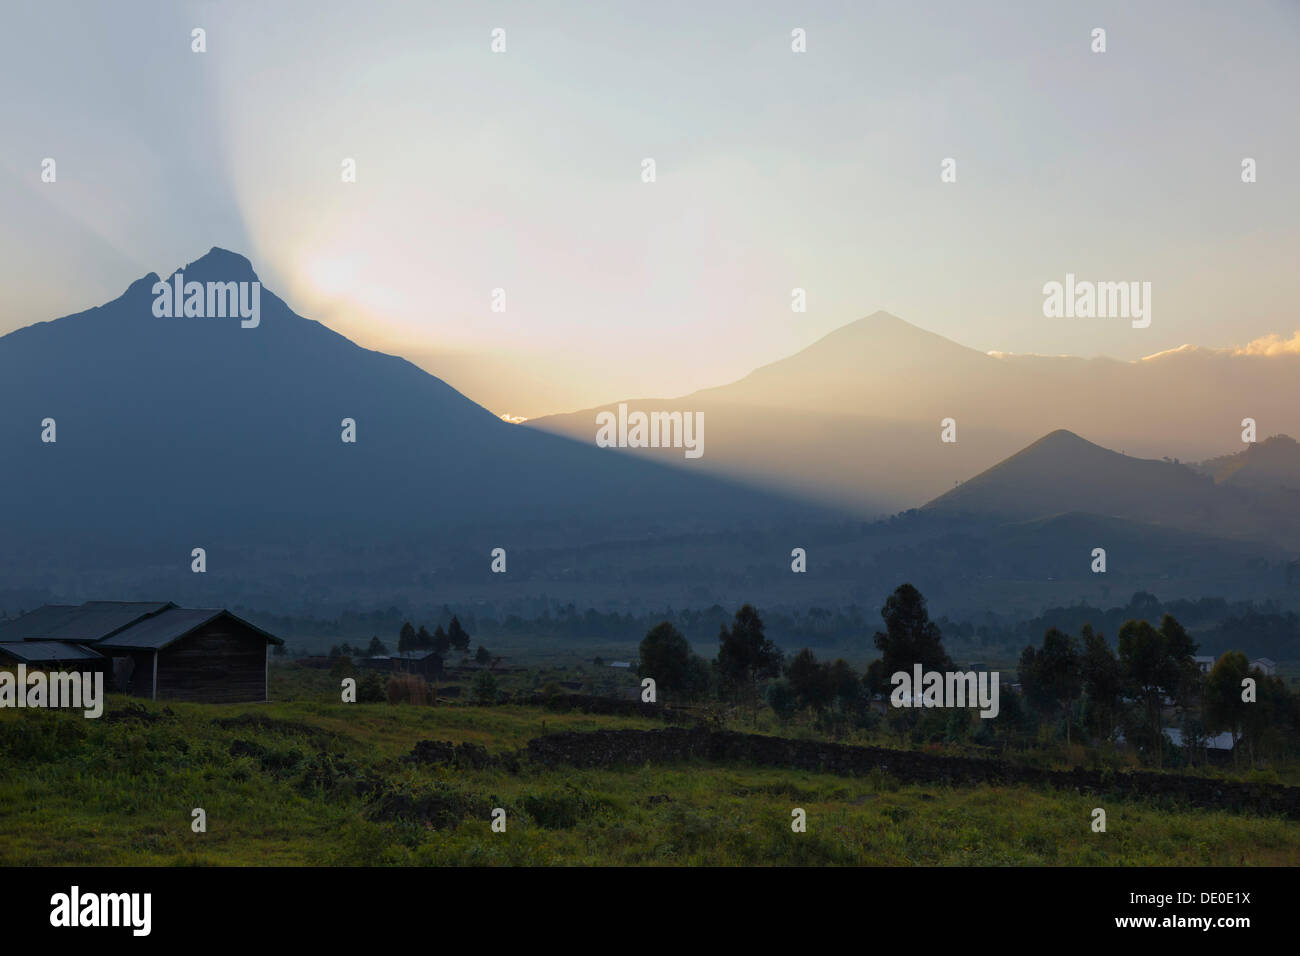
[0,601,282,703]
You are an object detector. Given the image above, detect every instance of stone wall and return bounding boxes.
[525,727,1300,819]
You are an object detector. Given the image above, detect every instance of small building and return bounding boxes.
[0,601,282,703]
[359,650,443,678]
[1192,655,1217,674]
[1165,727,1236,751]
[1252,657,1277,676]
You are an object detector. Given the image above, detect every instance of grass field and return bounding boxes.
[3,667,1298,866]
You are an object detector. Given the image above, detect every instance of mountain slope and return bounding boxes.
[1196,435,1300,490]
[924,429,1216,519]
[528,312,1300,512]
[923,429,1300,549]
[0,249,818,575]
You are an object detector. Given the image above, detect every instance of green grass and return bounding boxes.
[3,685,1299,866]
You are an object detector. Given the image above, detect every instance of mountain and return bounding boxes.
[1196,435,1300,491]
[528,312,1300,513]
[923,429,1300,550]
[924,430,1216,520]
[0,249,819,606]
[528,313,1032,513]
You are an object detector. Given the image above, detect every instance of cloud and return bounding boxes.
[1139,334,1300,362]
[1232,331,1300,357]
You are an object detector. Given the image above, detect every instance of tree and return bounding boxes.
[1240,672,1297,767]
[1021,628,1081,745]
[715,605,784,713]
[1080,625,1122,742]
[1204,651,1250,766]
[448,616,471,653]
[416,625,433,652]
[827,658,861,714]
[1017,645,1053,714]
[639,621,708,701]
[358,671,387,703]
[367,635,388,657]
[472,669,498,705]
[767,680,799,722]
[475,645,491,666]
[397,621,416,656]
[786,648,833,712]
[1117,614,1196,767]
[433,625,451,656]
[864,584,953,693]
[327,644,342,659]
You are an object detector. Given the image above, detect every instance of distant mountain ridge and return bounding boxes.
[529,311,1300,512]
[4,254,1296,614]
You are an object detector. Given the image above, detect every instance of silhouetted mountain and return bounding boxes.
[923,429,1300,550]
[925,429,1215,519]
[0,249,819,599]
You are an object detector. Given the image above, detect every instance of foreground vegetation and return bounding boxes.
[3,688,1298,866]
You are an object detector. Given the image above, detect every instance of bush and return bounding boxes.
[358,671,387,703]
[387,673,430,706]
[472,670,499,705]
[766,680,798,722]
[520,790,598,829]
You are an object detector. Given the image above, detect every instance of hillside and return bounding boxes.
[0,249,818,605]
[1197,435,1300,491]
[923,429,1300,550]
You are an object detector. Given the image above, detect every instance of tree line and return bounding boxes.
[636,583,1300,768]
[327,615,479,662]
[1017,617,1298,768]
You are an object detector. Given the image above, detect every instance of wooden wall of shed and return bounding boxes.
[155,619,268,703]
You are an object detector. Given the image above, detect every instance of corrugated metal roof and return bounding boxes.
[0,602,282,655]
[98,607,283,649]
[0,606,80,642]
[0,641,104,662]
[96,608,225,650]
[0,602,172,643]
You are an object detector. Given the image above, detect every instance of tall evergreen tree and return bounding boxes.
[448,616,471,653]
[398,621,416,656]
[865,584,953,693]
[715,604,783,712]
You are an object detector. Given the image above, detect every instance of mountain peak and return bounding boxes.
[839,310,912,333]
[168,247,260,284]
[123,272,162,300]
[924,427,1214,520]
[1028,428,1095,450]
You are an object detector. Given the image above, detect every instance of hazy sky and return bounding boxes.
[2,0,1297,417]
